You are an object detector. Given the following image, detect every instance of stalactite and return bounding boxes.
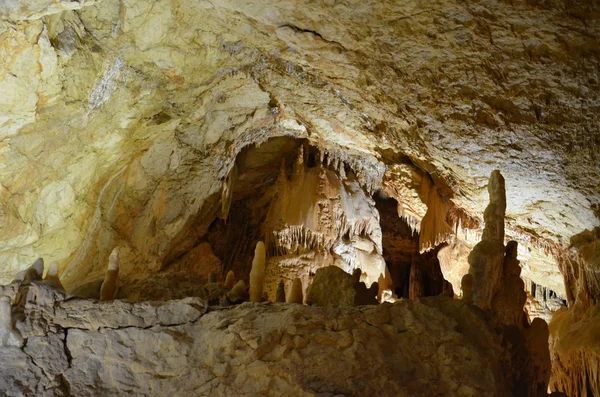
[220,163,237,223]
[409,262,423,300]
[550,306,600,397]
[418,176,453,253]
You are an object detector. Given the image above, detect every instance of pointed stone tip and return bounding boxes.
[47,262,59,276]
[489,170,505,185]
[108,247,120,270]
[32,257,44,275]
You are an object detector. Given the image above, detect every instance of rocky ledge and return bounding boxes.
[1,282,515,397]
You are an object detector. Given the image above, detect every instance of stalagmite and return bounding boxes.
[441,280,454,297]
[224,270,236,289]
[351,268,362,284]
[468,170,506,310]
[208,272,217,284]
[249,241,266,303]
[13,258,44,283]
[227,280,247,303]
[100,248,120,301]
[409,263,423,300]
[287,278,303,304]
[492,241,527,327]
[43,262,65,291]
[524,318,551,397]
[275,281,286,303]
[0,296,23,348]
[461,274,473,304]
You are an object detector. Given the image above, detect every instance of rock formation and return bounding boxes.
[275,281,286,303]
[0,296,23,348]
[42,262,65,291]
[227,280,248,304]
[263,145,385,299]
[492,241,528,327]
[408,261,424,300]
[468,171,506,310]
[12,258,44,283]
[306,266,379,306]
[0,0,598,394]
[249,241,266,303]
[100,248,120,301]
[306,266,357,306]
[287,278,303,304]
[461,274,474,304]
[549,304,600,396]
[224,270,236,290]
[0,282,556,397]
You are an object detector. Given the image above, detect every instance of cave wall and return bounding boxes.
[0,0,598,292]
[1,282,519,397]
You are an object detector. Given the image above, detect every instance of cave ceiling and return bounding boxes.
[0,0,598,292]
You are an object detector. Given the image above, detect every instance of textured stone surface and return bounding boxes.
[305,265,377,306]
[549,304,600,397]
[468,171,506,310]
[0,283,527,397]
[0,0,597,299]
[0,1,599,395]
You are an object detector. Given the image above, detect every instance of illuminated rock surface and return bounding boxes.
[0,283,525,397]
[0,0,599,395]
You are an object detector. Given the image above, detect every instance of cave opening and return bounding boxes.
[374,193,449,300]
[166,136,394,301]
[204,136,303,281]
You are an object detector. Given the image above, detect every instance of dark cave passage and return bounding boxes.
[375,193,449,299]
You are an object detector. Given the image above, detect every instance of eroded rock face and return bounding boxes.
[305,266,378,306]
[549,304,600,397]
[0,0,597,300]
[0,283,525,397]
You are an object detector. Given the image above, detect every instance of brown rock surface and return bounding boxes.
[468,171,506,310]
[549,304,600,397]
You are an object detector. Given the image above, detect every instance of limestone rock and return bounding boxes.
[461,274,473,304]
[0,296,23,347]
[287,277,303,304]
[275,280,286,303]
[549,305,600,397]
[227,280,248,304]
[468,171,507,310]
[224,270,236,290]
[306,266,378,306]
[0,282,536,397]
[492,241,527,327]
[249,241,266,303]
[306,266,356,306]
